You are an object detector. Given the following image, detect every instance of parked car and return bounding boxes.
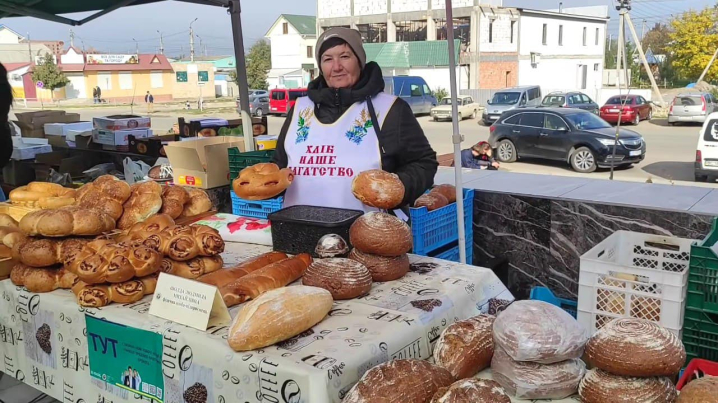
[430,95,479,121]
[235,90,269,109]
[599,95,653,125]
[383,76,437,115]
[482,85,542,125]
[541,91,599,114]
[488,108,645,173]
[669,93,718,125]
[694,112,718,182]
[269,88,308,116]
[249,96,270,117]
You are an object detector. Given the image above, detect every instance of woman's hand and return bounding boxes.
[492,162,500,168]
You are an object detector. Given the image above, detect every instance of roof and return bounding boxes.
[644,48,659,65]
[0,43,53,63]
[364,40,460,69]
[59,64,85,72]
[517,8,609,22]
[84,54,172,71]
[213,56,236,69]
[266,14,316,36]
[3,62,30,72]
[0,25,23,39]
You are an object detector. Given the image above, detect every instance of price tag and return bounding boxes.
[149,273,230,331]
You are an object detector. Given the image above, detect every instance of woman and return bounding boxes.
[460,141,500,170]
[273,27,438,211]
[0,63,13,172]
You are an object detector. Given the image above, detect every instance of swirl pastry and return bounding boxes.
[143,224,224,261]
[160,255,223,279]
[68,239,162,284]
[72,275,158,307]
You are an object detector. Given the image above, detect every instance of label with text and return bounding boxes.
[149,273,230,331]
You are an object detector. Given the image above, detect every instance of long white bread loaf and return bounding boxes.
[228,286,333,351]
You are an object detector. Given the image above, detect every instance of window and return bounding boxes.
[282,22,288,34]
[519,113,544,128]
[542,24,547,45]
[423,84,431,96]
[98,72,112,90]
[545,114,568,131]
[466,96,474,104]
[510,21,515,43]
[358,23,388,43]
[289,90,308,100]
[568,94,582,105]
[489,20,494,43]
[595,28,600,45]
[119,72,132,90]
[198,71,209,82]
[580,94,592,104]
[528,87,541,101]
[176,71,188,83]
[272,91,286,100]
[410,84,422,97]
[150,71,163,88]
[306,46,313,58]
[583,27,587,46]
[395,20,428,42]
[503,114,521,125]
[435,17,470,46]
[594,63,599,71]
[558,25,563,46]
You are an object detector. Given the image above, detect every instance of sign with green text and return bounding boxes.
[86,316,165,402]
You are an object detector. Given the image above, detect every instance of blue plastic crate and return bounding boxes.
[410,188,474,256]
[231,193,283,219]
[530,286,578,318]
[430,235,474,264]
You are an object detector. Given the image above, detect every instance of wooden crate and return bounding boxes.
[0,202,38,222]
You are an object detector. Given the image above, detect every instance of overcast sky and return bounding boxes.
[0,0,710,56]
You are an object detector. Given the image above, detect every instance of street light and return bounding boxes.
[132,38,138,55]
[157,30,164,55]
[196,34,204,57]
[190,18,198,62]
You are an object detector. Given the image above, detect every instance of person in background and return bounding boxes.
[460,141,500,170]
[145,91,154,113]
[92,86,98,104]
[95,85,102,103]
[0,63,13,174]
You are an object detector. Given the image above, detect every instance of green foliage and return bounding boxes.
[432,87,448,102]
[642,23,672,55]
[229,40,272,90]
[669,8,718,80]
[31,54,69,98]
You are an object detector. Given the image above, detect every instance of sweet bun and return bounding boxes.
[351,169,405,209]
[430,184,457,203]
[349,212,412,256]
[10,183,77,208]
[19,206,115,237]
[159,186,188,219]
[677,377,718,403]
[433,314,494,379]
[348,248,409,282]
[585,318,686,377]
[414,193,448,211]
[430,379,511,403]
[578,369,677,403]
[0,214,18,228]
[179,188,212,218]
[232,163,293,201]
[38,196,76,209]
[302,258,372,300]
[117,181,163,230]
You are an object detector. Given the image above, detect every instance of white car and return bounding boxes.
[695,111,718,182]
[430,95,480,121]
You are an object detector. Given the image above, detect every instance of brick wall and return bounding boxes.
[318,0,351,18]
[479,57,518,89]
[355,0,387,15]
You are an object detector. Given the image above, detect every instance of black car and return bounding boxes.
[488,108,646,173]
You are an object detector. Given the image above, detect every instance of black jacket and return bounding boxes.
[273,62,438,206]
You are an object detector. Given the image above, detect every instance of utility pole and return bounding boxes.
[157,30,164,55]
[696,7,718,83]
[196,34,203,58]
[640,19,646,43]
[27,33,32,64]
[625,13,665,105]
[190,18,198,62]
[616,13,624,86]
[132,38,139,55]
[69,28,75,48]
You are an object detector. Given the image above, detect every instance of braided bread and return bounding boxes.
[232,163,293,201]
[159,186,188,219]
[72,275,158,307]
[76,175,131,203]
[19,206,115,237]
[117,181,163,230]
[143,224,224,261]
[178,188,212,218]
[160,255,223,279]
[116,214,175,244]
[10,264,78,293]
[12,237,90,268]
[68,239,162,284]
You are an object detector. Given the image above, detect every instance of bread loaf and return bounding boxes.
[116,214,175,244]
[348,248,409,282]
[10,264,78,293]
[0,214,18,228]
[142,224,224,261]
[159,186,188,219]
[433,314,494,380]
[72,275,158,307]
[430,184,457,203]
[198,251,288,288]
[79,175,132,203]
[351,169,405,209]
[10,182,77,208]
[493,300,589,364]
[585,318,686,377]
[228,285,333,351]
[349,212,412,256]
[302,258,372,300]
[578,369,677,403]
[491,346,586,400]
[12,237,90,268]
[414,193,449,211]
[68,239,162,284]
[430,379,510,403]
[315,234,349,258]
[232,163,293,201]
[343,359,454,403]
[160,255,223,279]
[117,181,163,229]
[677,377,718,403]
[19,207,116,237]
[178,188,212,218]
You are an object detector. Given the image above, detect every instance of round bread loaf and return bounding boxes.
[585,318,686,377]
[578,369,677,403]
[352,169,405,209]
[433,314,494,379]
[343,359,454,403]
[348,248,409,282]
[677,377,718,403]
[414,193,449,211]
[430,379,510,403]
[315,234,349,258]
[430,184,457,203]
[349,212,412,257]
[493,300,589,364]
[302,258,372,300]
[491,346,586,400]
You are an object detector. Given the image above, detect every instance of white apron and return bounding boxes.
[284,93,397,211]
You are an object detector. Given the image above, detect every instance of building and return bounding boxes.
[265,14,318,89]
[0,25,23,44]
[84,54,175,103]
[170,61,217,100]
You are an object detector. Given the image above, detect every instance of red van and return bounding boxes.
[269,88,308,116]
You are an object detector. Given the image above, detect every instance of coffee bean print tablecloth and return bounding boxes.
[0,241,537,403]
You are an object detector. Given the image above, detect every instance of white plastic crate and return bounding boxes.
[577,230,695,337]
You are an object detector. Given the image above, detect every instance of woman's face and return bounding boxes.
[321,44,360,89]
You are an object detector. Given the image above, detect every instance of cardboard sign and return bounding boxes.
[149,273,230,331]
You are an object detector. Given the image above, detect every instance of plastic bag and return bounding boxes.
[493,300,589,364]
[491,346,586,400]
[123,157,151,185]
[83,163,119,180]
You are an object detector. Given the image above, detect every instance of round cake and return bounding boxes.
[430,184,457,203]
[578,369,677,403]
[585,318,686,377]
[351,169,405,209]
[348,248,409,282]
[677,377,718,403]
[301,258,373,300]
[430,379,510,403]
[414,193,448,211]
[433,314,494,380]
[349,212,412,257]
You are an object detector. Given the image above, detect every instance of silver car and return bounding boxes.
[668,93,718,125]
[482,85,542,125]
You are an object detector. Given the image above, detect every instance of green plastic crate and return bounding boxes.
[682,308,718,362]
[228,148,276,180]
[687,218,718,314]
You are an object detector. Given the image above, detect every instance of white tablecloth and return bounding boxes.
[0,242,530,403]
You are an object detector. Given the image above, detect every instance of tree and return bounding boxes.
[31,53,69,99]
[641,23,672,55]
[230,40,271,90]
[669,8,718,81]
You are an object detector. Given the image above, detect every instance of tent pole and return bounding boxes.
[445,0,467,264]
[228,0,255,151]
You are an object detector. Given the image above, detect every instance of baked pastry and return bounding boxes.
[160,255,223,279]
[80,175,132,203]
[67,239,162,284]
[430,379,510,403]
[19,206,115,237]
[351,169,405,209]
[75,175,132,220]
[148,164,173,181]
[38,196,75,209]
[0,213,18,228]
[232,163,294,201]
[343,359,454,403]
[159,186,188,219]
[430,184,457,203]
[142,224,224,261]
[116,214,176,244]
[491,346,586,400]
[585,318,686,377]
[302,258,372,300]
[578,369,677,403]
[72,275,158,307]
[348,248,409,282]
[117,181,163,229]
[493,300,589,364]
[414,193,449,211]
[12,237,90,268]
[228,285,333,351]
[677,377,718,402]
[10,264,78,293]
[10,182,76,208]
[349,212,412,256]
[178,188,212,218]
[433,314,494,379]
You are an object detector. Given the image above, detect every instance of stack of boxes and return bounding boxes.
[92,115,153,151]
[14,110,81,138]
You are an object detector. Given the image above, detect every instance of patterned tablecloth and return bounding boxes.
[0,241,565,403]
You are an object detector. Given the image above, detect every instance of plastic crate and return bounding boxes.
[530,287,578,318]
[687,218,718,315]
[410,188,474,256]
[428,232,473,264]
[228,148,275,180]
[676,359,718,391]
[682,308,718,362]
[577,231,695,337]
[230,193,283,219]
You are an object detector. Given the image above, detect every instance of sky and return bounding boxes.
[0,0,712,57]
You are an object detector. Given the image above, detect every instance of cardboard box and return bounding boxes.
[93,128,152,148]
[35,151,88,177]
[44,121,92,136]
[2,160,36,185]
[129,134,179,157]
[177,116,268,138]
[66,130,93,149]
[14,111,81,138]
[165,137,245,189]
[46,134,68,148]
[254,135,277,150]
[93,115,151,131]
[10,137,52,160]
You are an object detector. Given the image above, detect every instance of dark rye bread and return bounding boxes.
[677,377,718,403]
[301,258,372,300]
[348,248,409,282]
[430,379,510,403]
[433,314,495,379]
[579,369,677,403]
